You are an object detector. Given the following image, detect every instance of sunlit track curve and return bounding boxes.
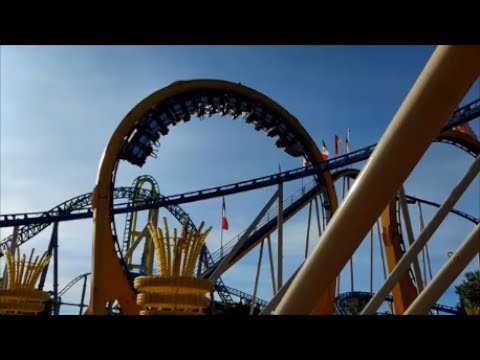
[58,273,91,298]
[90,79,343,314]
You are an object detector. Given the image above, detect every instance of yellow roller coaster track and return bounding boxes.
[88,79,340,315]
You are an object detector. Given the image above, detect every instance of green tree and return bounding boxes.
[455,270,480,315]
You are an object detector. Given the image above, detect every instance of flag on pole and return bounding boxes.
[345,128,351,154]
[320,139,329,161]
[335,135,342,156]
[221,197,229,230]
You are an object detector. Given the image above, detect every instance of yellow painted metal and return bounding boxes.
[437,129,480,154]
[137,293,210,309]
[134,218,213,314]
[0,249,51,315]
[134,276,213,294]
[380,202,418,314]
[89,79,339,314]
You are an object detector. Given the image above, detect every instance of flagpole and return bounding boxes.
[277,163,283,290]
[220,197,224,258]
[301,158,304,194]
[346,128,350,168]
[220,227,223,258]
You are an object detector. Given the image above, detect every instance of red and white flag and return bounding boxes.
[320,139,329,161]
[221,197,229,230]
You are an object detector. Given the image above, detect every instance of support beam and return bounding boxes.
[9,226,18,254]
[398,186,424,292]
[346,177,354,292]
[362,152,480,314]
[267,235,277,295]
[146,209,159,275]
[314,195,322,235]
[2,226,19,289]
[404,223,480,314]
[417,202,434,282]
[304,201,313,260]
[377,221,388,280]
[421,248,427,285]
[370,228,374,294]
[349,257,354,292]
[52,222,59,315]
[380,202,417,313]
[277,174,284,290]
[79,275,88,315]
[376,220,394,314]
[38,222,58,291]
[250,240,264,315]
[123,224,149,262]
[275,45,480,314]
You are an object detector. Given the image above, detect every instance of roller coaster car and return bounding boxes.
[121,142,153,167]
[267,122,287,138]
[171,102,191,123]
[231,108,242,120]
[211,95,224,108]
[275,138,287,149]
[266,126,280,137]
[197,105,206,119]
[184,99,198,115]
[145,115,169,137]
[198,94,209,107]
[263,114,275,127]
[137,130,160,145]
[284,143,303,157]
[225,95,237,105]
[205,105,217,117]
[157,113,173,133]
[238,100,251,113]
[244,112,258,124]
[254,121,264,131]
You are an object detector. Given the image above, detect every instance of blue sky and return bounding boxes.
[1,45,479,314]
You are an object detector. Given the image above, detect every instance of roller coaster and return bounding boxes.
[0,45,479,315]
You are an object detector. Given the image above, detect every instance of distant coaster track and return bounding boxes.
[0,186,198,255]
[334,291,463,315]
